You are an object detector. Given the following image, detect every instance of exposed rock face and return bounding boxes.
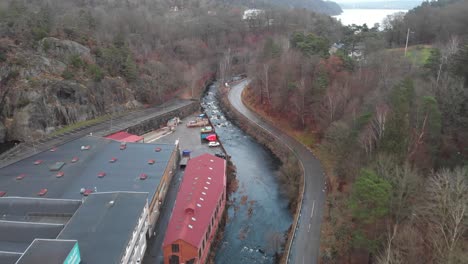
[0,121,5,143]
[1,38,141,141]
[38,37,92,63]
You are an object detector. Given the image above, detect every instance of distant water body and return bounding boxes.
[333,9,407,27]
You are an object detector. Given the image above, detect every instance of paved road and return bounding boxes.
[0,99,195,169]
[228,80,326,264]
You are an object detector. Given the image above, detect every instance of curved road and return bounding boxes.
[228,80,326,264]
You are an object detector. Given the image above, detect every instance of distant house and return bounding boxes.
[242,9,264,20]
[329,43,344,55]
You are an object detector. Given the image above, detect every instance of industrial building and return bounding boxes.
[0,135,179,236]
[0,192,150,264]
[163,153,226,264]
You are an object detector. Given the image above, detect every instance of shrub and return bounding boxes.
[61,70,74,80]
[70,55,84,69]
[87,64,104,82]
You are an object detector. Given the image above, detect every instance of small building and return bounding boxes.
[106,131,144,143]
[0,192,150,264]
[15,239,81,264]
[163,154,226,264]
[58,192,149,264]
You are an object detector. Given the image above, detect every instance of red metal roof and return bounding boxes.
[105,131,144,143]
[163,153,226,248]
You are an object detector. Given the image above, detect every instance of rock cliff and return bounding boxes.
[0,38,140,142]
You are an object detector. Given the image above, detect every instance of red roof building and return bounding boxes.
[105,131,144,143]
[163,153,226,264]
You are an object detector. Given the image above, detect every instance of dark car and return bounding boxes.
[215,153,227,159]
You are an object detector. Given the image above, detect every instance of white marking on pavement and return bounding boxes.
[310,200,315,218]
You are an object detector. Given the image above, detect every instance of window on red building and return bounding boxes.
[169,255,179,264]
[171,244,179,253]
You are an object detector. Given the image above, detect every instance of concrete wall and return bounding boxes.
[127,102,199,136]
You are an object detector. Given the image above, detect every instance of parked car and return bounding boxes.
[215,153,227,159]
[208,141,220,147]
[97,172,106,178]
[56,171,64,178]
[71,157,79,163]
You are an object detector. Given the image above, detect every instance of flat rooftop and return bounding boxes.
[58,192,148,264]
[0,197,81,258]
[16,239,78,264]
[0,136,175,201]
[0,197,81,223]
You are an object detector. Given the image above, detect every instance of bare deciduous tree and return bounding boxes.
[420,167,467,263]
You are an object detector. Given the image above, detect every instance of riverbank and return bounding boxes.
[218,82,303,263]
[236,82,335,263]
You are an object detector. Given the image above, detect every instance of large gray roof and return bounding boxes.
[0,221,64,253]
[16,239,78,264]
[0,251,21,264]
[0,197,81,223]
[58,192,148,264]
[0,136,175,201]
[0,197,81,255]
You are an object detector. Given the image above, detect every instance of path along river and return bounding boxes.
[202,84,292,263]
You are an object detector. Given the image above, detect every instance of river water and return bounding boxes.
[202,84,292,263]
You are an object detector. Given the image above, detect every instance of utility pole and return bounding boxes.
[404,28,410,57]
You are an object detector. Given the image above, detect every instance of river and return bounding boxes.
[333,8,407,27]
[202,84,292,263]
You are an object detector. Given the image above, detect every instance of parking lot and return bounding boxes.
[142,112,224,158]
[142,111,226,264]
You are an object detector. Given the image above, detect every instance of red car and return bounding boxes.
[120,143,127,150]
[16,174,26,180]
[154,147,161,152]
[109,157,118,163]
[37,188,48,196]
[97,172,106,178]
[34,160,43,165]
[148,159,155,165]
[71,157,79,163]
[56,171,64,178]
[83,189,93,196]
[50,147,57,152]
[139,173,148,180]
[0,191,6,197]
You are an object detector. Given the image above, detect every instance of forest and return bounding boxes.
[242,0,467,263]
[0,0,342,142]
[0,0,466,263]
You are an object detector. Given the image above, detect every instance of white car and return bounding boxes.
[208,141,220,147]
